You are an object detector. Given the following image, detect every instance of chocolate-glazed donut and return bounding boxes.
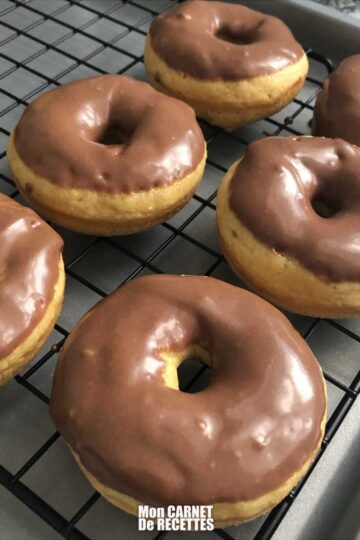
[145,1,308,130]
[217,136,360,317]
[0,194,64,386]
[314,55,360,147]
[8,75,206,236]
[50,274,326,527]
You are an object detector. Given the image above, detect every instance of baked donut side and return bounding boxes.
[51,275,326,527]
[8,75,206,236]
[70,429,326,528]
[145,36,308,132]
[8,132,205,236]
[217,138,360,318]
[0,258,65,386]
[0,195,65,386]
[145,1,308,130]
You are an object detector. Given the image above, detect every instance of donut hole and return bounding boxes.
[215,25,257,46]
[98,125,128,146]
[161,345,211,393]
[311,193,341,218]
[177,358,211,393]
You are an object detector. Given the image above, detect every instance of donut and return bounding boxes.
[50,274,326,527]
[7,75,206,236]
[217,136,360,318]
[313,54,360,147]
[0,194,64,386]
[144,0,308,130]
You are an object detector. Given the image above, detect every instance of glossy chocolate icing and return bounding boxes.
[313,55,360,147]
[149,0,304,81]
[0,194,63,360]
[229,136,360,282]
[51,274,325,505]
[14,75,205,194]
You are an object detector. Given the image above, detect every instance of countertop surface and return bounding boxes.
[315,0,360,17]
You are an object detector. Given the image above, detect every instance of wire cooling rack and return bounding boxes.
[0,1,359,539]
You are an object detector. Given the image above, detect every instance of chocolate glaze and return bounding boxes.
[229,136,360,282]
[0,194,63,360]
[51,274,325,505]
[149,0,304,81]
[313,55,360,147]
[14,75,205,194]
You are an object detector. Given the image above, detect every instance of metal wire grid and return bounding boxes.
[0,1,359,539]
